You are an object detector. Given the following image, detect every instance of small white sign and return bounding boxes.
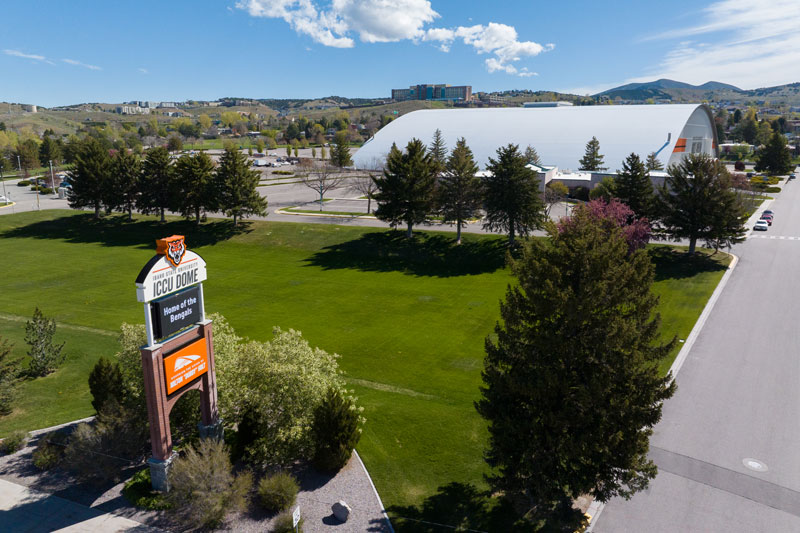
[135,250,207,303]
[293,506,301,527]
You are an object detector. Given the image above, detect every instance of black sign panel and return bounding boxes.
[150,286,200,339]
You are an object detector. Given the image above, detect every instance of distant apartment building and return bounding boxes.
[392,84,472,102]
[476,92,506,104]
[21,104,37,113]
[116,105,151,115]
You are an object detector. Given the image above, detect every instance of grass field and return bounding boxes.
[0,210,729,517]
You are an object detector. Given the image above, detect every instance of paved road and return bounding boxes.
[594,176,800,531]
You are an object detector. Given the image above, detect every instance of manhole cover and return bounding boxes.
[742,458,768,472]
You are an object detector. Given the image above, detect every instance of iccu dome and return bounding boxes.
[353,104,718,172]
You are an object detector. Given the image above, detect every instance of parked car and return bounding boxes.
[754,220,769,231]
[747,172,754,178]
[790,174,796,180]
[760,215,773,226]
[763,209,774,217]
[0,195,8,203]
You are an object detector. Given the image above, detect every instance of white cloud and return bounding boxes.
[138,67,149,74]
[4,49,47,62]
[237,1,551,76]
[62,58,102,71]
[632,0,800,89]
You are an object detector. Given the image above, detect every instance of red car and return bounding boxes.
[760,215,773,226]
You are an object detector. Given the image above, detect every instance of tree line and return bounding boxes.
[369,131,748,254]
[67,140,267,225]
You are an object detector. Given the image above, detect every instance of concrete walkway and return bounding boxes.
[0,478,160,532]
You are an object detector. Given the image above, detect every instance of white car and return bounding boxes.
[0,195,8,203]
[754,220,769,231]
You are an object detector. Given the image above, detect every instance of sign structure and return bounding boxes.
[293,506,301,528]
[151,286,201,340]
[163,337,209,396]
[135,236,221,492]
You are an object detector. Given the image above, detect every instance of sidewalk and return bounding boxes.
[0,478,160,532]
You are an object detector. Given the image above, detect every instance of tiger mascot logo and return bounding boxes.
[156,235,187,267]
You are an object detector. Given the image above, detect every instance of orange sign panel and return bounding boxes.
[163,337,208,395]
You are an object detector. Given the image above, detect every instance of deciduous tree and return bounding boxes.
[755,131,793,175]
[544,181,569,217]
[481,143,544,246]
[476,203,674,523]
[298,161,345,209]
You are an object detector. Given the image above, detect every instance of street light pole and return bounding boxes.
[16,155,21,172]
[49,160,55,194]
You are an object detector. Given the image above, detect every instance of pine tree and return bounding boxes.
[311,388,364,472]
[329,131,353,168]
[67,138,113,219]
[481,144,545,247]
[175,152,216,226]
[755,131,793,175]
[645,152,664,172]
[215,146,268,226]
[25,307,65,377]
[373,139,436,238]
[438,138,481,244]
[88,357,123,414]
[138,146,174,223]
[615,153,654,219]
[110,149,141,220]
[476,205,675,521]
[429,128,447,174]
[524,145,542,166]
[655,154,747,254]
[578,136,607,171]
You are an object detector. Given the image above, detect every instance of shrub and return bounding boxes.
[258,471,299,512]
[311,388,365,472]
[32,431,68,470]
[570,186,590,202]
[734,161,745,171]
[122,468,171,510]
[25,307,65,377]
[30,185,40,191]
[272,509,304,533]
[17,180,30,186]
[88,357,123,413]
[167,439,252,529]
[273,170,294,175]
[39,187,53,194]
[1,430,29,454]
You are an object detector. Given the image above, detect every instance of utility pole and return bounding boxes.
[16,154,21,172]
[49,160,55,194]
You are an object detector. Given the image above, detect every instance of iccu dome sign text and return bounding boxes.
[136,236,207,303]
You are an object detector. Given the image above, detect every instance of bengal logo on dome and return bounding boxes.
[156,235,187,267]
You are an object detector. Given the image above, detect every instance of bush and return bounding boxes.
[88,357,123,413]
[17,180,30,186]
[122,468,171,510]
[311,388,365,472]
[25,307,65,377]
[39,187,53,194]
[32,431,68,470]
[273,170,294,175]
[167,439,252,529]
[1,430,29,454]
[30,185,40,191]
[258,471,299,512]
[272,509,304,533]
[570,186,590,202]
[734,161,746,171]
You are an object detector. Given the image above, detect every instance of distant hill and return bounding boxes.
[595,79,800,105]
[599,79,742,95]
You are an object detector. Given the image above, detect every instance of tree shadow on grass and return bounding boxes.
[1,213,253,249]
[650,245,728,282]
[304,230,509,278]
[387,482,585,533]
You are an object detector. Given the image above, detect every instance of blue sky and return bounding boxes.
[2,0,798,107]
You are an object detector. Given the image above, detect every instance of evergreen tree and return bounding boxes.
[215,146,268,226]
[311,388,365,472]
[39,136,63,166]
[329,131,353,168]
[138,146,174,223]
[0,336,17,415]
[755,131,793,175]
[88,357,123,414]
[524,144,542,166]
[109,149,141,220]
[578,136,607,171]
[438,138,481,244]
[615,153,654,219]
[476,205,675,522]
[645,152,664,172]
[25,307,65,377]
[656,154,747,254]
[429,128,447,174]
[175,152,216,226]
[373,139,436,238]
[67,137,113,219]
[481,143,545,246]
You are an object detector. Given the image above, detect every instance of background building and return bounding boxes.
[392,84,472,102]
[354,104,717,173]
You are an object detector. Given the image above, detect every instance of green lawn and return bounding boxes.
[0,210,729,515]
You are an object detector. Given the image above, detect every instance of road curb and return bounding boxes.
[587,251,740,531]
[353,449,395,533]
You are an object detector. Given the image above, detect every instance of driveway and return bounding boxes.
[593,176,800,531]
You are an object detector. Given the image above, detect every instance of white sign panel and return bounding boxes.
[135,250,207,303]
[293,506,301,528]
